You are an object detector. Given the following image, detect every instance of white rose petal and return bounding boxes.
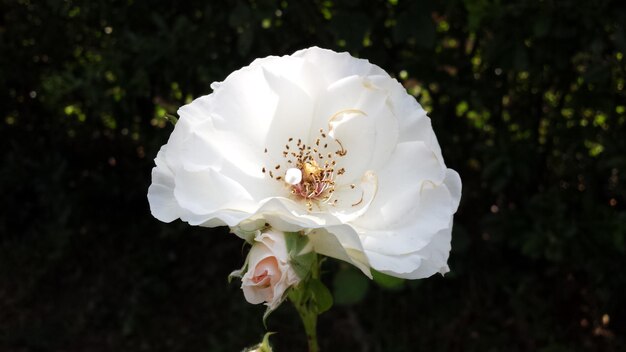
[148,47,462,279]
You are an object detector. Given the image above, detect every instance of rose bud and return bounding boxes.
[241,230,301,309]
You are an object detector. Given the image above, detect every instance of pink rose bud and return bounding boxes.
[241,230,301,309]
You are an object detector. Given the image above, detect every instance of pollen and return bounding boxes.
[261,127,348,210]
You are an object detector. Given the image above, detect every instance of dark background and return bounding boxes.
[1,0,625,351]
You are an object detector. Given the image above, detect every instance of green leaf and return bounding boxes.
[372,269,405,291]
[333,267,369,305]
[309,279,333,314]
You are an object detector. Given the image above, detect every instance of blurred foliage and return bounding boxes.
[1,0,626,351]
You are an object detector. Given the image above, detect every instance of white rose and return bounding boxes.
[241,230,300,309]
[148,47,462,279]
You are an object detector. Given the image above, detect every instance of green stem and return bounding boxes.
[294,300,319,352]
[290,253,321,352]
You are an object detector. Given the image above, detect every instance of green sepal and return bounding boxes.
[290,251,315,280]
[230,219,268,244]
[262,289,290,327]
[242,332,275,352]
[308,278,333,314]
[259,332,275,352]
[228,249,250,283]
[284,231,310,256]
[284,231,315,280]
[262,305,275,328]
[163,113,178,125]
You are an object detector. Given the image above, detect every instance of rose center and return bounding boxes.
[262,128,348,210]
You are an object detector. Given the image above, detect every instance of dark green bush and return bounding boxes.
[1,0,625,351]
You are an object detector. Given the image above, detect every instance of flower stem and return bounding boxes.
[289,253,321,352]
[294,300,319,352]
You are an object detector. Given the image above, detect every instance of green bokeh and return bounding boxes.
[1,0,625,351]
